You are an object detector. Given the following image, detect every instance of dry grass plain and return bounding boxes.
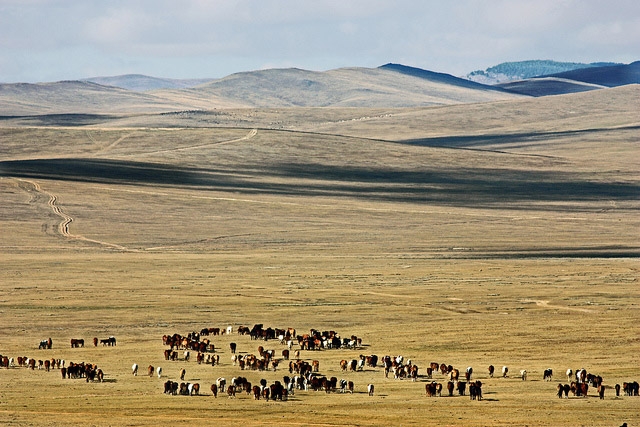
[0,86,639,426]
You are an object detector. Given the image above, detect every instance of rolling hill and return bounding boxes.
[494,61,640,97]
[0,80,195,116]
[3,62,636,115]
[545,60,640,87]
[155,66,521,109]
[0,66,524,115]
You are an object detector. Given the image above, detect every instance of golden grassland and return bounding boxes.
[0,87,638,426]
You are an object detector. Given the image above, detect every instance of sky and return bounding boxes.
[1,0,639,83]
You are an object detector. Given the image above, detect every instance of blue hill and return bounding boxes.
[545,61,640,87]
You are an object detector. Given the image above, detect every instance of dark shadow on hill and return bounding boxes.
[379,63,510,93]
[545,61,640,87]
[1,158,638,210]
[397,125,640,149]
[0,113,118,126]
[496,79,600,97]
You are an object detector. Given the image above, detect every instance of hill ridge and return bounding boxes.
[0,65,523,115]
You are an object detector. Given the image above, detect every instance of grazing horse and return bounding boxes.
[566,369,573,383]
[93,337,99,347]
[469,381,483,400]
[465,367,473,381]
[520,370,527,381]
[347,381,354,394]
[38,337,53,349]
[179,368,186,381]
[367,384,374,396]
[457,381,467,396]
[131,363,138,376]
[216,377,226,393]
[210,383,218,398]
[488,365,495,377]
[156,366,162,378]
[447,381,455,396]
[598,384,605,399]
[430,362,440,373]
[107,336,116,346]
[147,365,154,377]
[579,382,589,397]
[426,382,437,397]
[543,368,553,381]
[227,385,236,398]
[502,366,508,378]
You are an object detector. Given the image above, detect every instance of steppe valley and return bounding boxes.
[0,67,638,426]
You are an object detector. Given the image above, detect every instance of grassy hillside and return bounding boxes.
[164,67,521,108]
[0,66,523,116]
[0,80,194,115]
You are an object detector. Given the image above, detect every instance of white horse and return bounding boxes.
[132,363,138,376]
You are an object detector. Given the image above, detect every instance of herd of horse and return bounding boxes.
[153,324,640,401]
[0,328,636,405]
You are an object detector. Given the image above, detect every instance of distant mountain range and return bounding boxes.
[465,60,621,84]
[0,61,638,115]
[0,66,521,115]
[82,60,632,93]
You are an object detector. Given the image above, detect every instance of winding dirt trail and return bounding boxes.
[94,132,134,155]
[18,179,131,251]
[522,299,595,313]
[136,128,257,156]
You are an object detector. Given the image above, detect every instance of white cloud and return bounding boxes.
[0,0,638,82]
